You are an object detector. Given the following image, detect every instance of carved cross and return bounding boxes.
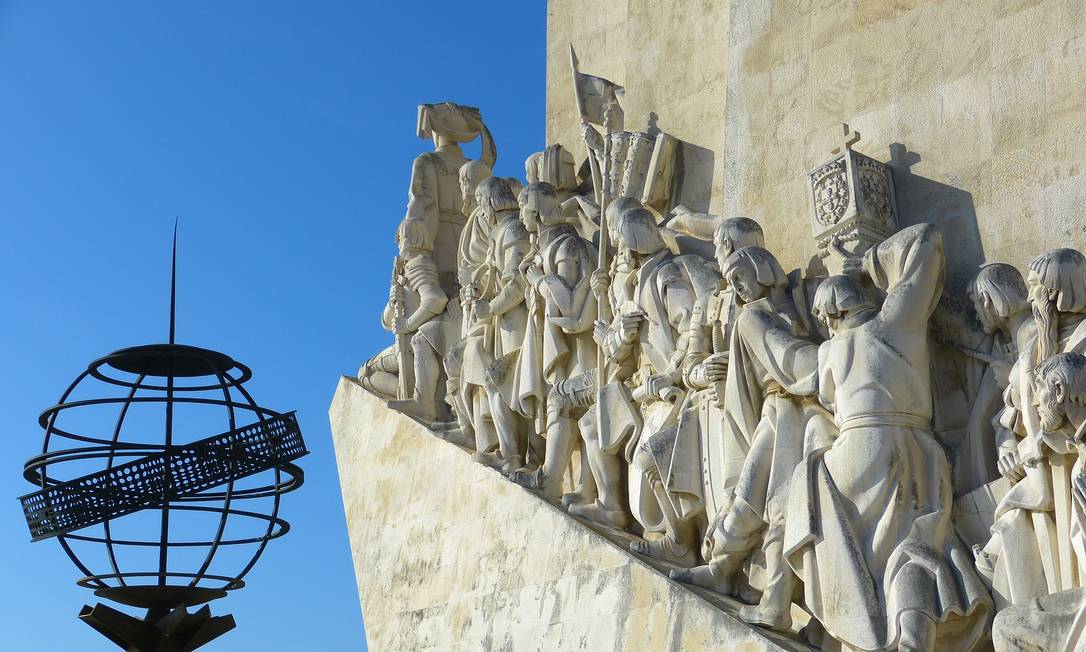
[830,123,861,156]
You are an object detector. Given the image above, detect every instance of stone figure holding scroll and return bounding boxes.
[784,224,991,651]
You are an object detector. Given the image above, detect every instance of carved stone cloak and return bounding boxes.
[783,225,991,652]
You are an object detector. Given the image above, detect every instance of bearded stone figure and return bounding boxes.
[991,352,1086,651]
[975,248,1086,610]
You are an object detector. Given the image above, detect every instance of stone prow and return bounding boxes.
[329,377,814,651]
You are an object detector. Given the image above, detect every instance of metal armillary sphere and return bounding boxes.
[18,227,307,651]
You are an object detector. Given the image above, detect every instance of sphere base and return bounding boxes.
[79,602,235,651]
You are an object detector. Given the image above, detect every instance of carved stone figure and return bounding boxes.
[403,102,496,278]
[977,248,1086,609]
[633,217,766,569]
[384,219,461,423]
[439,160,495,441]
[473,212,532,471]
[470,181,597,505]
[455,177,523,459]
[929,264,1034,497]
[360,104,496,417]
[508,198,637,503]
[784,224,991,651]
[568,206,708,547]
[990,352,1086,651]
[671,246,832,632]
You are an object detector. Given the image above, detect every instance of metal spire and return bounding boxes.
[170,218,178,345]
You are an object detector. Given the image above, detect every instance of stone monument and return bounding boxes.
[333,2,1086,650]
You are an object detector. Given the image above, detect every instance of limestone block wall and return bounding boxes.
[547,0,1086,292]
[546,0,732,214]
[329,378,811,651]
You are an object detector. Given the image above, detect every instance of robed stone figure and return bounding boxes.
[786,224,991,651]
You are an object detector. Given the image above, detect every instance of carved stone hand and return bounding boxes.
[591,269,610,296]
[473,299,492,322]
[997,450,1025,482]
[619,313,641,344]
[593,319,609,347]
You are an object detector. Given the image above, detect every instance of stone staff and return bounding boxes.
[390,255,414,400]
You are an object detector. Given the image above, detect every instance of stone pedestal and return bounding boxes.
[329,378,813,651]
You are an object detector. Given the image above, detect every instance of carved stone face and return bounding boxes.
[969,288,1000,335]
[1035,374,1067,432]
[615,247,637,274]
[521,203,541,233]
[460,174,477,214]
[727,263,765,304]
[714,238,734,270]
[1027,274,1050,311]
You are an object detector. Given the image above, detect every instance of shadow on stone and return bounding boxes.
[889,142,985,294]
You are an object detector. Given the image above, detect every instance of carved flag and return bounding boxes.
[570,45,624,127]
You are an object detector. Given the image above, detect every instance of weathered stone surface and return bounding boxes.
[547,0,732,215]
[329,378,812,651]
[547,0,1086,293]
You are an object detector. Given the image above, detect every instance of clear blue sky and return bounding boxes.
[0,2,545,649]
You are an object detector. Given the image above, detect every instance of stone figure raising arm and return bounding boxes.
[783,223,991,652]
